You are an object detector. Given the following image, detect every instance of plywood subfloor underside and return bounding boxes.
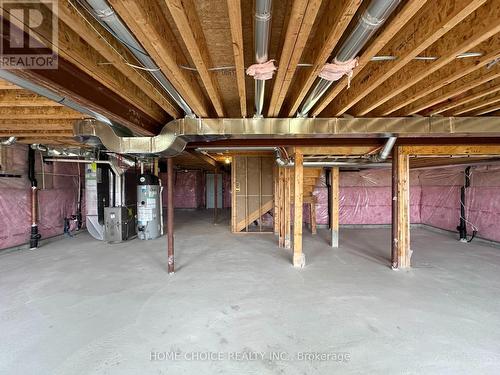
[1,210,500,374]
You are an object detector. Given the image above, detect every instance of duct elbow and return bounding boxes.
[371,136,397,162]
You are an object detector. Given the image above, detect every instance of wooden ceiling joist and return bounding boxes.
[351,0,500,116]
[0,79,21,90]
[108,0,211,117]
[226,0,247,118]
[7,2,169,124]
[0,107,84,120]
[429,76,500,116]
[57,1,181,118]
[0,90,61,107]
[267,0,322,117]
[163,0,225,117]
[311,0,428,117]
[0,131,74,137]
[0,119,74,131]
[390,54,500,116]
[282,0,363,117]
[452,93,500,116]
[320,0,487,117]
[473,104,500,116]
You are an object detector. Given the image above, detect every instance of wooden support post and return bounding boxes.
[284,167,291,249]
[310,200,317,235]
[278,167,285,247]
[330,167,339,247]
[274,166,280,235]
[392,145,411,269]
[293,151,305,268]
[213,170,218,224]
[167,158,174,274]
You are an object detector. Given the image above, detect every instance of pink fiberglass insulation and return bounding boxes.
[306,170,421,225]
[0,144,84,250]
[160,170,205,208]
[419,164,500,242]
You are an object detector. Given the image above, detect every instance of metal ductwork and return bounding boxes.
[253,0,272,118]
[297,0,401,117]
[74,118,187,157]
[79,0,194,117]
[370,136,397,162]
[0,69,133,137]
[74,116,500,157]
[0,136,16,145]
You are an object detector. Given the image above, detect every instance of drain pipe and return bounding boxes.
[457,167,477,243]
[297,0,401,117]
[79,0,194,117]
[253,0,272,118]
[28,147,41,249]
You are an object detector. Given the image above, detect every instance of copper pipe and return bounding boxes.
[31,187,37,226]
[167,158,174,274]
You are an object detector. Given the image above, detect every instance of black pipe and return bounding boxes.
[28,147,41,249]
[325,168,331,229]
[457,167,475,242]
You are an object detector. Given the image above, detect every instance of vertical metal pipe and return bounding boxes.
[214,170,218,224]
[254,0,272,117]
[167,158,174,273]
[297,0,401,117]
[28,147,40,249]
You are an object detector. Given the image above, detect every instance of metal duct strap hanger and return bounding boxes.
[297,0,401,118]
[246,0,275,118]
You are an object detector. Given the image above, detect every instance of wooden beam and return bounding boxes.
[405,66,500,116]
[226,0,247,118]
[163,0,225,117]
[16,137,81,145]
[452,94,500,116]
[402,145,500,156]
[57,1,181,118]
[330,167,339,248]
[321,0,487,117]
[293,150,305,268]
[392,144,411,269]
[282,0,362,116]
[378,43,500,116]
[352,1,500,116]
[0,131,73,137]
[0,107,83,120]
[312,0,428,117]
[295,145,379,156]
[0,119,74,131]
[267,0,322,117]
[109,0,211,117]
[0,90,61,107]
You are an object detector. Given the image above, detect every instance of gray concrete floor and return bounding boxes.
[1,210,500,375]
